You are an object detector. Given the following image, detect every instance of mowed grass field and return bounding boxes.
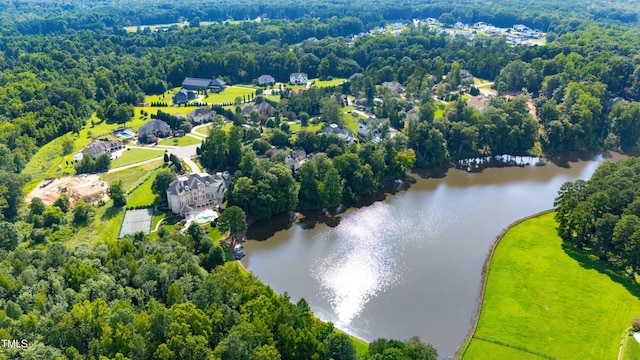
[462,212,640,360]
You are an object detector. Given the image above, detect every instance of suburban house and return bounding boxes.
[606,96,626,110]
[166,171,232,216]
[209,78,227,93]
[172,89,196,104]
[242,102,275,117]
[381,81,406,94]
[257,74,275,86]
[74,140,124,161]
[321,123,355,145]
[290,73,308,85]
[187,108,217,124]
[285,149,307,172]
[181,77,228,92]
[138,119,172,139]
[467,95,492,111]
[357,117,384,142]
[460,69,473,78]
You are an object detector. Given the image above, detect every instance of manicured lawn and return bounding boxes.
[462,212,640,360]
[127,167,164,207]
[158,135,202,146]
[111,148,164,168]
[288,122,323,134]
[194,122,234,136]
[434,103,446,118]
[463,339,540,360]
[100,159,164,192]
[623,333,640,360]
[265,94,281,103]
[202,86,257,105]
[314,78,347,87]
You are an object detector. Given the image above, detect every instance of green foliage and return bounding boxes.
[151,169,176,203]
[0,221,20,250]
[108,180,127,207]
[554,157,640,271]
[217,206,247,244]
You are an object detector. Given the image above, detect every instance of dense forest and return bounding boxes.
[0,227,437,359]
[2,0,640,357]
[555,157,640,275]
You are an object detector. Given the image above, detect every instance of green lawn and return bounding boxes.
[462,212,640,360]
[265,94,281,103]
[100,159,164,192]
[127,167,164,207]
[111,148,164,168]
[202,86,257,104]
[288,122,323,134]
[314,78,347,87]
[434,103,446,118]
[623,333,640,360]
[158,135,202,146]
[194,122,234,136]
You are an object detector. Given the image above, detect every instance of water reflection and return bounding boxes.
[242,152,622,358]
[312,202,402,325]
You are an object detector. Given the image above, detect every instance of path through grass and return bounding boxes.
[462,212,640,360]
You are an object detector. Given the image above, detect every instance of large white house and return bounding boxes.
[166,172,231,215]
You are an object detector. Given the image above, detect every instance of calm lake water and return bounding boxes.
[240,153,621,358]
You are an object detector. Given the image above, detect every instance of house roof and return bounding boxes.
[290,73,308,81]
[211,78,226,88]
[139,119,171,135]
[381,81,405,93]
[467,95,491,110]
[243,102,275,116]
[188,108,217,121]
[182,77,213,88]
[349,73,363,80]
[166,172,231,197]
[82,140,123,156]
[258,74,275,83]
[460,69,473,78]
[322,123,354,138]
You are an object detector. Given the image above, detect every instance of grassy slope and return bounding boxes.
[111,148,164,168]
[100,159,164,191]
[127,166,163,207]
[624,333,640,360]
[158,135,202,146]
[463,212,640,359]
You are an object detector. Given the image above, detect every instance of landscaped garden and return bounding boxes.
[461,212,640,359]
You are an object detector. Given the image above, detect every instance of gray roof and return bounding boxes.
[82,140,123,157]
[166,172,231,197]
[242,102,275,116]
[188,108,217,122]
[322,123,354,138]
[211,78,226,88]
[258,75,275,84]
[139,119,171,137]
[182,77,213,88]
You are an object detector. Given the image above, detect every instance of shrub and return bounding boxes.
[632,317,640,332]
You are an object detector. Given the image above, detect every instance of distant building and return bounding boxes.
[172,89,196,104]
[285,149,307,172]
[166,172,231,215]
[513,24,529,32]
[467,95,492,111]
[257,74,276,86]
[138,119,172,139]
[242,102,275,117]
[181,77,228,92]
[321,123,355,145]
[606,96,626,110]
[357,117,384,140]
[209,78,227,93]
[460,69,473,79]
[187,108,217,124]
[75,140,124,161]
[290,73,308,85]
[381,81,406,94]
[349,73,363,81]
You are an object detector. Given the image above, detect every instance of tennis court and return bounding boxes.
[118,207,154,238]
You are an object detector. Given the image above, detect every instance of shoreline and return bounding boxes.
[454,209,555,359]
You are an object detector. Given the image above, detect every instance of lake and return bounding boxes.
[240,153,620,358]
